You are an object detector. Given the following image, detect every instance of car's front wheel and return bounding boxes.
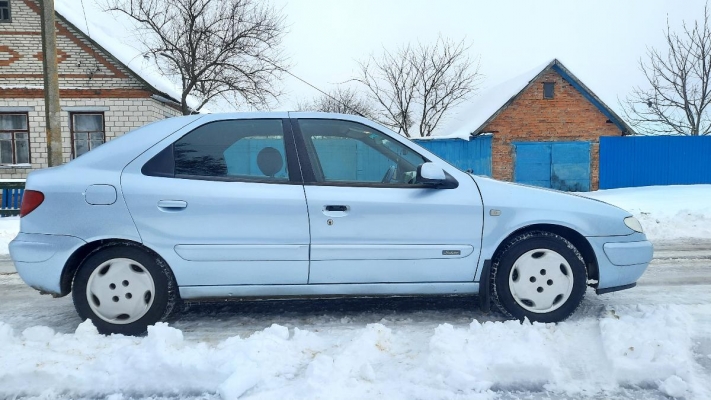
[72,243,178,335]
[490,231,587,323]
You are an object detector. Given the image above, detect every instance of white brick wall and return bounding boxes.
[0,0,143,90]
[0,0,185,179]
[0,97,182,179]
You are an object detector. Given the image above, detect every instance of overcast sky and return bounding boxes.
[80,0,707,131]
[271,0,705,129]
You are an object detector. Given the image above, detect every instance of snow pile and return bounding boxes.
[583,185,711,242]
[0,305,707,399]
[0,217,19,255]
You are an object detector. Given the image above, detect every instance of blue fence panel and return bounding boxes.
[412,135,492,176]
[600,136,711,189]
[1,185,24,217]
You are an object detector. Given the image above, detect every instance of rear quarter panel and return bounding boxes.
[20,116,204,243]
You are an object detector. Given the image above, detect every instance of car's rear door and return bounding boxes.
[121,114,310,287]
[290,114,483,284]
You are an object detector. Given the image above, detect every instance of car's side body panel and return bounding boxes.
[289,113,485,284]
[304,185,483,283]
[179,282,480,299]
[9,112,653,307]
[468,176,642,282]
[120,113,312,286]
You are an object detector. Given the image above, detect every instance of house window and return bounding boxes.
[0,1,11,23]
[543,82,555,99]
[71,113,105,158]
[0,113,30,165]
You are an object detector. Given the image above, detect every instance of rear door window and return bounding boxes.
[143,119,293,182]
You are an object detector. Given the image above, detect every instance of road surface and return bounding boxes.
[0,241,709,399]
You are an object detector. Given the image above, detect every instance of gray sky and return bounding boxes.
[273,0,705,130]
[81,0,706,130]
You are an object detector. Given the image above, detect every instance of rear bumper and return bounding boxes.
[587,234,653,291]
[9,233,86,295]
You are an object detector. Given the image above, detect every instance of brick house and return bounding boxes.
[445,59,634,191]
[0,0,184,179]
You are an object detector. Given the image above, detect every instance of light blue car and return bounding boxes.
[10,113,653,335]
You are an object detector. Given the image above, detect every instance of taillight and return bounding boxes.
[20,190,44,217]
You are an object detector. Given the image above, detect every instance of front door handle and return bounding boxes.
[157,200,188,212]
[323,204,349,217]
[325,205,348,212]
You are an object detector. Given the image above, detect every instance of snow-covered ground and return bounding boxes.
[582,185,711,242]
[0,216,18,255]
[1,184,710,399]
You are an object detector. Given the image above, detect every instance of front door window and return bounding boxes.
[297,119,426,185]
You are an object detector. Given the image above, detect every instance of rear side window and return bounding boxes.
[142,119,290,182]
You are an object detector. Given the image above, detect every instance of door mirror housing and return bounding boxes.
[416,162,458,189]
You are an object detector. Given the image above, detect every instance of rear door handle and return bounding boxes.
[157,200,187,211]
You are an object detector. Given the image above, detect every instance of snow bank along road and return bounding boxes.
[1,185,710,399]
[0,241,710,400]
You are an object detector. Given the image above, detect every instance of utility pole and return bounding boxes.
[39,0,63,167]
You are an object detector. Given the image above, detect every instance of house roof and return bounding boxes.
[443,59,636,137]
[53,1,198,111]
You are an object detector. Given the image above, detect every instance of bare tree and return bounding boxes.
[357,37,482,137]
[296,87,377,119]
[623,4,711,135]
[358,45,418,136]
[104,0,288,115]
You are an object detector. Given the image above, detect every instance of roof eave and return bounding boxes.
[472,59,637,136]
[54,11,188,110]
[551,62,637,136]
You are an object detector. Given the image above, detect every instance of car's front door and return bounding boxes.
[290,115,484,284]
[121,115,310,287]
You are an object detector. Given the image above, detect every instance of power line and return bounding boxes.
[273,64,366,118]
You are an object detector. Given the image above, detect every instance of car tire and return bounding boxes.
[72,243,179,335]
[490,231,587,323]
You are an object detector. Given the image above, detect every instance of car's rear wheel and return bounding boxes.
[72,243,178,335]
[490,231,587,323]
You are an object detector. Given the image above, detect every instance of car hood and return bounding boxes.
[470,175,636,237]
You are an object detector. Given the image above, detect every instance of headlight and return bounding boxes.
[624,217,643,233]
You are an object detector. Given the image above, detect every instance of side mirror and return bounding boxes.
[416,162,458,189]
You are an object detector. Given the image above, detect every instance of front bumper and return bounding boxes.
[587,233,653,291]
[9,233,86,295]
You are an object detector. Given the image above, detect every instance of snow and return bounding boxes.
[0,305,708,399]
[440,60,553,138]
[414,132,491,142]
[582,184,711,242]
[53,1,202,111]
[0,217,19,255]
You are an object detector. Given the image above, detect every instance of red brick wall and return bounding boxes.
[483,70,623,190]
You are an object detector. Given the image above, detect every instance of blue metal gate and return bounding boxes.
[412,135,492,176]
[514,142,591,191]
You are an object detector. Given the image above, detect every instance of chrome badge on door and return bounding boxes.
[442,250,462,256]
